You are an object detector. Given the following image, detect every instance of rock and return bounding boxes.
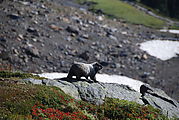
[23,78,42,85]
[121,31,127,35]
[27,27,39,36]
[140,72,150,79]
[109,27,118,33]
[66,25,79,35]
[25,45,40,57]
[62,17,70,23]
[99,61,109,66]
[108,35,117,41]
[0,37,6,42]
[19,1,30,5]
[81,34,89,39]
[104,83,143,104]
[71,16,83,25]
[18,34,24,40]
[87,20,95,25]
[119,51,128,57]
[12,48,19,55]
[140,84,179,118]
[77,37,87,43]
[43,79,81,100]
[142,54,148,60]
[97,16,104,21]
[78,51,90,61]
[66,36,72,41]
[49,24,63,31]
[7,13,20,20]
[0,50,10,60]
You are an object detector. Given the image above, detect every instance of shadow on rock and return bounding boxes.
[55,77,95,83]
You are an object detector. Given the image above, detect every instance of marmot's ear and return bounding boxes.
[92,62,103,69]
[92,62,98,65]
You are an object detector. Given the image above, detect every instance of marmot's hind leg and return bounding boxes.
[67,72,73,79]
[90,76,98,82]
[76,75,81,80]
[85,76,88,79]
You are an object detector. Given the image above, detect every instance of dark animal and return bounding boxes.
[67,62,102,82]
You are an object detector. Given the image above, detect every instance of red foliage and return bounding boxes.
[31,104,87,120]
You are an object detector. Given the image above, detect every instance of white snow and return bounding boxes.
[140,40,179,60]
[38,73,144,92]
[160,29,179,34]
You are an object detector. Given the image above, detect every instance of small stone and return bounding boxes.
[71,33,76,37]
[32,38,37,42]
[18,34,24,39]
[13,49,19,54]
[88,20,95,25]
[0,37,6,42]
[97,16,104,21]
[78,51,90,61]
[81,34,89,39]
[66,25,79,35]
[119,51,128,57]
[25,46,40,57]
[0,50,9,60]
[121,31,127,35]
[66,36,72,41]
[49,24,63,31]
[110,27,118,33]
[19,1,30,5]
[77,37,87,43]
[27,27,39,36]
[108,35,117,41]
[62,18,70,23]
[140,72,150,79]
[99,61,109,66]
[7,13,20,20]
[115,44,123,48]
[142,54,148,60]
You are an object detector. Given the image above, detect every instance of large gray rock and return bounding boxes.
[23,78,42,84]
[43,79,81,100]
[73,81,143,105]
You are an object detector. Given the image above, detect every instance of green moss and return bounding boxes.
[0,81,75,119]
[99,98,169,120]
[77,0,166,28]
[0,71,45,80]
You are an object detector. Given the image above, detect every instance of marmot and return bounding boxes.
[67,61,102,82]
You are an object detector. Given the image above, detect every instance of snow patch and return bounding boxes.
[160,29,179,34]
[38,73,144,92]
[140,40,179,60]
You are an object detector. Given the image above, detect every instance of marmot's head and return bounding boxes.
[92,62,103,72]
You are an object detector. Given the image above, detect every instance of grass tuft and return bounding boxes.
[0,71,45,80]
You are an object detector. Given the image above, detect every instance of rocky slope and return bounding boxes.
[0,0,179,102]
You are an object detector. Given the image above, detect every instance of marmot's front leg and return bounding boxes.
[76,75,81,80]
[67,72,73,78]
[90,76,98,82]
